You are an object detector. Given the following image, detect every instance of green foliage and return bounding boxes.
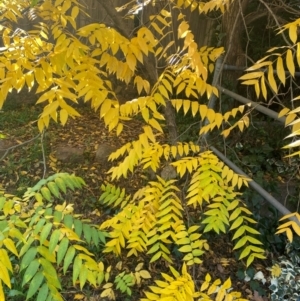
[0,173,108,300]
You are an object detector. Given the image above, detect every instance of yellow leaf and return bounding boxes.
[3,238,18,257]
[151,22,164,35]
[297,42,300,67]
[126,53,136,72]
[0,249,12,273]
[178,21,189,38]
[285,113,297,126]
[41,101,59,118]
[246,61,271,71]
[261,76,267,99]
[38,118,45,132]
[74,294,85,300]
[134,76,144,95]
[116,123,123,136]
[270,264,281,277]
[139,270,151,279]
[278,107,290,118]
[239,71,264,81]
[276,56,285,85]
[206,109,215,123]
[267,65,277,93]
[60,109,68,126]
[286,49,295,77]
[0,281,4,301]
[36,90,56,104]
[255,80,260,98]
[222,129,230,138]
[238,120,244,132]
[200,281,209,292]
[149,118,163,132]
[176,82,186,95]
[291,221,300,236]
[286,227,293,242]
[0,262,11,288]
[183,99,190,115]
[289,23,298,43]
[158,85,169,99]
[241,79,258,86]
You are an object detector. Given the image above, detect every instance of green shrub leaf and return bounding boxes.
[57,237,69,265]
[26,271,44,300]
[22,259,40,286]
[21,247,37,271]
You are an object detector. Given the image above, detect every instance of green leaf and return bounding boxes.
[36,283,49,301]
[49,229,61,254]
[57,237,69,265]
[64,176,75,191]
[55,178,67,194]
[63,246,76,274]
[21,247,37,271]
[22,259,40,286]
[40,258,61,289]
[91,227,99,246]
[26,271,44,300]
[53,211,63,223]
[19,237,35,258]
[79,265,88,290]
[40,223,53,245]
[41,187,52,202]
[73,255,82,285]
[47,182,60,198]
[64,214,73,229]
[83,224,92,244]
[34,218,46,235]
[74,219,83,238]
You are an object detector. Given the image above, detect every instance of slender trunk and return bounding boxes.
[222,0,249,83]
[98,0,178,144]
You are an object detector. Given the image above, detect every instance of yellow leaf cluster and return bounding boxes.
[176,0,231,14]
[276,212,300,242]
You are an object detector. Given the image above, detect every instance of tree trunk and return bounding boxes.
[222,0,249,83]
[98,0,178,144]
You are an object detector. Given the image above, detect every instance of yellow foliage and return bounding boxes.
[276,212,300,242]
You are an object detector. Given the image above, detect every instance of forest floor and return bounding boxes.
[0,99,292,301]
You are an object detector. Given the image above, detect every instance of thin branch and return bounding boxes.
[0,133,41,161]
[258,0,291,46]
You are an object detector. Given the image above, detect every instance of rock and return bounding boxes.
[55,146,84,163]
[95,143,117,164]
[161,165,177,180]
[145,167,157,181]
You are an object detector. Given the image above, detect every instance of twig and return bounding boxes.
[0,133,41,161]
[258,0,291,46]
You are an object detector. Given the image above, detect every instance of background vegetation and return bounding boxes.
[0,0,300,300]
